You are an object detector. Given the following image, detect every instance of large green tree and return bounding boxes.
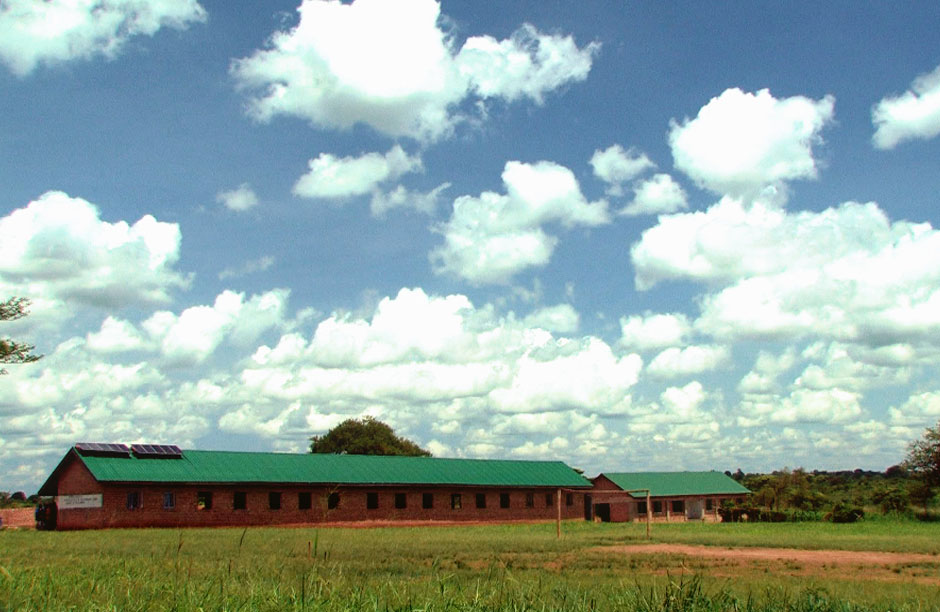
[1,297,42,374]
[904,421,940,517]
[310,417,431,456]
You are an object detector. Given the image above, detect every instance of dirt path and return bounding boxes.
[599,543,940,566]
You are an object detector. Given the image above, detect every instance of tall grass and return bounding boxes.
[1,520,938,611]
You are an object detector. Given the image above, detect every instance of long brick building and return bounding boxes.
[37,443,593,530]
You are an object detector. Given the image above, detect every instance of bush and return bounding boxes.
[825,502,864,523]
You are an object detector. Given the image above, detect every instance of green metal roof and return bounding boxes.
[62,449,591,489]
[598,471,750,497]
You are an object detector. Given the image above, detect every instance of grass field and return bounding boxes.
[2,520,939,611]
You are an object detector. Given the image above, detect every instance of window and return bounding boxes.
[367,492,379,510]
[636,501,648,515]
[545,493,554,507]
[475,493,486,509]
[163,492,175,510]
[565,493,573,506]
[705,498,714,511]
[671,500,685,514]
[126,491,141,510]
[395,493,407,509]
[269,492,282,510]
[652,500,662,513]
[298,492,312,510]
[422,493,433,509]
[233,491,247,510]
[197,491,213,510]
[499,492,510,508]
[327,492,339,509]
[525,492,534,508]
[451,493,461,510]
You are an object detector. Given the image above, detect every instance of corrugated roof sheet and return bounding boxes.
[75,449,592,488]
[598,471,750,497]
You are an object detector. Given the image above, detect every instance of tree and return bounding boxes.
[1,297,42,374]
[310,417,431,456]
[904,421,940,517]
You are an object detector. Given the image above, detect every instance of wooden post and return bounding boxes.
[556,488,562,539]
[646,491,651,540]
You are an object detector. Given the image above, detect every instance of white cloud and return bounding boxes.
[216,183,259,211]
[369,183,450,217]
[522,304,579,334]
[633,197,940,349]
[457,23,599,103]
[218,255,275,281]
[589,144,655,195]
[619,312,690,351]
[620,173,687,216]
[737,349,797,395]
[293,145,422,200]
[488,338,642,414]
[0,191,187,309]
[872,64,940,149]
[231,0,596,141]
[669,88,834,198]
[431,160,610,284]
[0,0,206,76]
[889,391,940,427]
[143,289,295,365]
[86,317,146,353]
[646,345,729,378]
[736,387,863,428]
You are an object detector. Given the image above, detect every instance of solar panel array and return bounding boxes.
[75,442,131,457]
[131,444,183,458]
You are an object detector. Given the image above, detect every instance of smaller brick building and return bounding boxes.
[590,471,749,522]
[38,443,593,530]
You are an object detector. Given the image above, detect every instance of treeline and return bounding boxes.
[723,466,934,523]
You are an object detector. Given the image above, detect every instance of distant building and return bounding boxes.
[591,471,750,522]
[37,443,593,530]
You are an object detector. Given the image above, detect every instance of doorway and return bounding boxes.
[594,503,611,522]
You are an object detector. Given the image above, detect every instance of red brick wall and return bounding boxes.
[53,469,590,529]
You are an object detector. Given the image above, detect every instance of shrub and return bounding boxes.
[825,502,864,523]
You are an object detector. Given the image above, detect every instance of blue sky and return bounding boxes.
[2,0,940,493]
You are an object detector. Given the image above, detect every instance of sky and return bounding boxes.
[2,0,940,494]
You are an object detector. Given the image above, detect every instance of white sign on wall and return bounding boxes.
[57,494,103,509]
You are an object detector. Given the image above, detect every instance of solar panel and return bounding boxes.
[75,442,131,457]
[131,443,183,458]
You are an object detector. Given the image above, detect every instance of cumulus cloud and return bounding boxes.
[619,312,690,351]
[669,88,834,199]
[0,0,206,76]
[589,144,655,195]
[872,64,940,149]
[143,289,295,365]
[889,391,940,427]
[431,160,609,284]
[293,145,422,200]
[620,173,687,216]
[0,191,188,309]
[86,317,146,353]
[646,345,730,378]
[231,0,597,141]
[216,183,259,211]
[369,183,450,217]
[633,197,940,350]
[243,287,641,422]
[218,255,275,281]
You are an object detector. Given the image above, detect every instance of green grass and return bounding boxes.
[2,520,939,611]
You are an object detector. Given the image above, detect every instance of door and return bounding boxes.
[583,494,593,521]
[595,503,611,522]
[686,498,703,520]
